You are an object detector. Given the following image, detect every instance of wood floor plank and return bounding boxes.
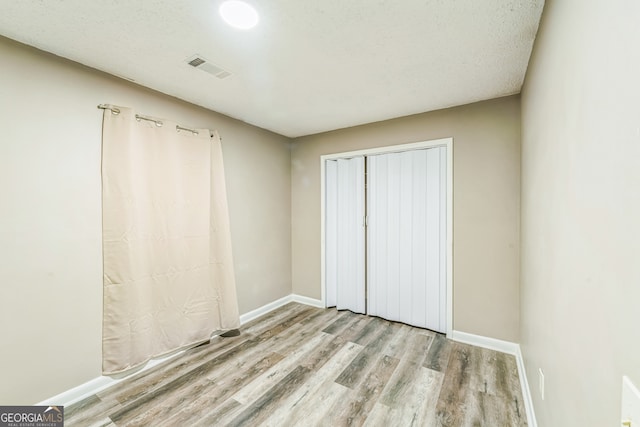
[240,302,307,335]
[331,353,400,426]
[373,332,443,425]
[305,382,352,427]
[299,305,346,328]
[321,309,358,334]
[424,332,452,372]
[223,365,313,426]
[461,346,527,426]
[326,311,373,342]
[328,318,393,389]
[65,395,122,427]
[403,367,445,426]
[335,347,379,389]
[351,315,388,346]
[230,331,335,405]
[154,351,286,427]
[65,304,528,427]
[361,402,393,427]
[362,319,397,353]
[260,307,336,357]
[191,398,242,427]
[379,333,432,407]
[377,322,412,358]
[310,315,380,376]
[481,350,527,425]
[469,346,510,396]
[366,366,444,427]
[131,344,285,426]
[435,341,474,426]
[247,306,318,343]
[75,419,115,427]
[258,341,363,426]
[108,336,269,425]
[503,352,527,425]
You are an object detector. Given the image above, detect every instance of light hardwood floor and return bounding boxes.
[65,303,527,426]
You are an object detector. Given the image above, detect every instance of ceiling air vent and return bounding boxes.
[185,55,231,79]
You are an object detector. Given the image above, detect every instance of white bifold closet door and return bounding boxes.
[367,147,447,332]
[325,157,366,313]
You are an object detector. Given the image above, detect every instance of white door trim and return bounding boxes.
[320,137,454,337]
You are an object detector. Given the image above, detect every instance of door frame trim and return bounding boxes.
[320,137,454,337]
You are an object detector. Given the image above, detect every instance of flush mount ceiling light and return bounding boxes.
[219,1,259,30]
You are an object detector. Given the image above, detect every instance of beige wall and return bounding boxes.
[0,36,291,404]
[520,0,640,425]
[291,96,521,342]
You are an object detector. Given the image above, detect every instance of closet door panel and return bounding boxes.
[438,147,448,331]
[410,149,428,328]
[385,153,401,322]
[325,160,338,308]
[367,156,384,318]
[424,147,444,332]
[398,152,414,326]
[325,157,366,314]
[367,147,446,332]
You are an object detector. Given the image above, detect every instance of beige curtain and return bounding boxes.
[101,106,239,375]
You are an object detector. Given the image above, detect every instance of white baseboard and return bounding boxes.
[450,330,519,355]
[239,293,324,324]
[450,330,537,427]
[40,294,324,406]
[239,294,293,325]
[291,294,324,308]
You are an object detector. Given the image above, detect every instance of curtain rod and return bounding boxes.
[98,104,216,138]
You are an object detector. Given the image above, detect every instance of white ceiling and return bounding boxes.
[0,0,544,137]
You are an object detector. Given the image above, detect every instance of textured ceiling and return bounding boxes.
[0,0,544,137]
